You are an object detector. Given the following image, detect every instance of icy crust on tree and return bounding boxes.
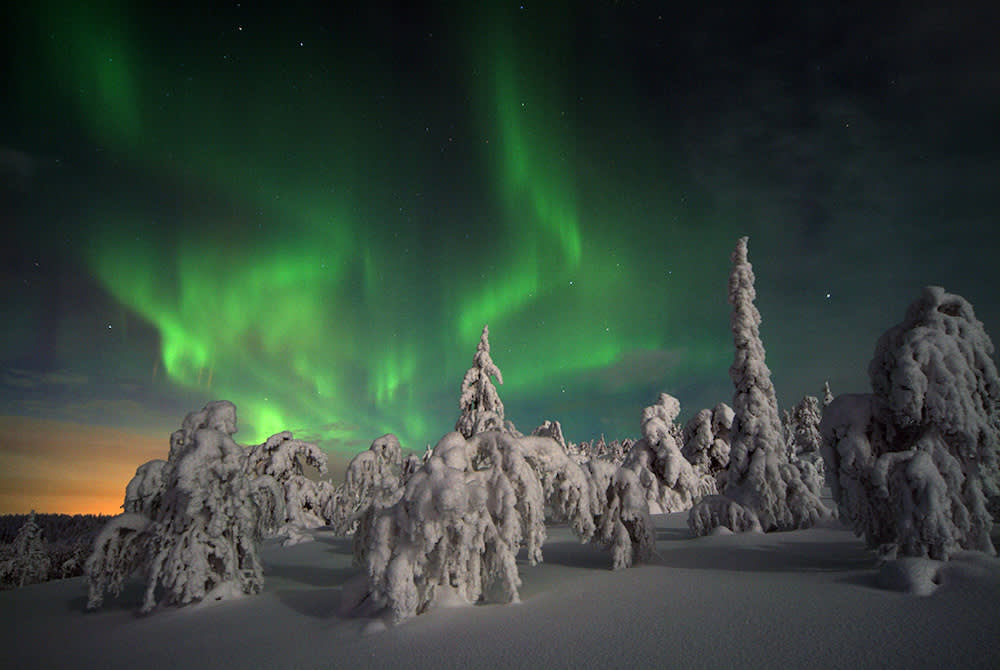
[821,287,1000,559]
[622,393,716,514]
[455,325,511,438]
[123,460,167,517]
[689,237,829,535]
[247,431,334,543]
[86,401,286,613]
[682,403,733,488]
[327,434,405,536]
[357,431,544,622]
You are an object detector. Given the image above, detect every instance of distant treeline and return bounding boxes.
[0,513,111,546]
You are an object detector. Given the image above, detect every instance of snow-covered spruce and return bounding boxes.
[455,324,516,438]
[0,511,51,588]
[821,286,1000,560]
[681,402,733,489]
[327,433,405,536]
[247,431,335,544]
[623,393,716,514]
[785,395,825,496]
[86,401,286,612]
[689,237,829,535]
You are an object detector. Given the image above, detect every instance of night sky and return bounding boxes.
[2,1,998,514]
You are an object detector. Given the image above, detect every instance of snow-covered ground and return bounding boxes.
[3,505,999,670]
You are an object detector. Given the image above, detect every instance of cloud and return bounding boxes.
[585,348,686,393]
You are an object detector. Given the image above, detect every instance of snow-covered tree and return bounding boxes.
[247,431,335,544]
[568,435,632,465]
[786,395,825,493]
[3,511,51,587]
[821,286,1000,559]
[357,430,546,622]
[624,393,715,514]
[531,420,566,447]
[689,237,829,535]
[123,460,167,518]
[327,433,405,536]
[86,400,285,612]
[455,325,512,438]
[682,403,733,488]
[822,380,834,407]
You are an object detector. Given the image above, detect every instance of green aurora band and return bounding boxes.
[14,1,733,453]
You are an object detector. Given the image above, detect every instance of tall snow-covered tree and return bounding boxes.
[455,325,510,438]
[689,237,828,535]
[822,286,1000,559]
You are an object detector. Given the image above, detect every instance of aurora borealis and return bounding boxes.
[2,1,999,514]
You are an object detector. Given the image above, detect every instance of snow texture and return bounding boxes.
[123,460,167,517]
[682,403,733,488]
[821,286,1000,559]
[689,237,829,534]
[455,324,510,438]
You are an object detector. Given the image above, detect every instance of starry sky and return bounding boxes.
[2,0,998,514]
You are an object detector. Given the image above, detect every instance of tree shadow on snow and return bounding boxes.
[654,538,875,574]
[273,586,346,619]
[264,563,360,588]
[528,540,613,570]
[67,578,148,614]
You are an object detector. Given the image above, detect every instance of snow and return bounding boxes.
[4,500,1000,669]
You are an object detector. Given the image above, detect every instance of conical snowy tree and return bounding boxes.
[455,325,509,438]
[7,511,50,587]
[689,237,828,534]
[822,380,834,408]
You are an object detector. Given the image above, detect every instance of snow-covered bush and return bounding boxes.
[0,511,51,588]
[456,325,516,438]
[327,433,405,536]
[689,237,829,535]
[247,431,335,543]
[821,286,1000,559]
[682,403,733,488]
[623,393,715,514]
[86,401,286,612]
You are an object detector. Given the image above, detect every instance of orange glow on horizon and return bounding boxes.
[0,416,168,515]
